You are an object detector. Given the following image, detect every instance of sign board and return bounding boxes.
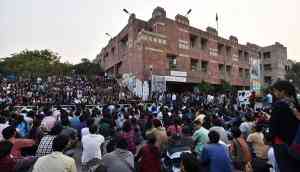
[250,57,262,95]
[151,75,166,93]
[165,76,186,82]
[170,71,187,77]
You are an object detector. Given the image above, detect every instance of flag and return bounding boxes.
[216,13,218,22]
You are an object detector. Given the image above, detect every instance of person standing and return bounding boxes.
[120,121,136,154]
[36,123,62,157]
[270,80,300,171]
[249,91,256,109]
[33,135,77,172]
[192,115,209,155]
[247,124,269,160]
[81,125,105,165]
[201,131,233,172]
[136,133,161,172]
[230,128,252,171]
[180,152,201,172]
[101,137,135,172]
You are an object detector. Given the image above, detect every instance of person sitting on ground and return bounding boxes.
[33,134,77,172]
[201,130,232,172]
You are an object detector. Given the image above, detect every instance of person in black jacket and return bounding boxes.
[270,80,300,171]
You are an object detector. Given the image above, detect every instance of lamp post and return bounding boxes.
[105,33,112,39]
[149,65,153,98]
[185,9,192,17]
[123,8,131,15]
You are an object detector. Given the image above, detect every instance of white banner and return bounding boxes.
[165,76,186,82]
[151,75,166,93]
[170,71,187,77]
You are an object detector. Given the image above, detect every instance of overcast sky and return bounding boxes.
[1,0,299,64]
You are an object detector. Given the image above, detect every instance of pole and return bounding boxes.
[216,13,219,34]
[217,20,219,34]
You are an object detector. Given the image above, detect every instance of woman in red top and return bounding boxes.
[2,126,35,159]
[120,120,136,154]
[136,133,161,172]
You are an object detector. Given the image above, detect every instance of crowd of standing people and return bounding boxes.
[0,75,300,172]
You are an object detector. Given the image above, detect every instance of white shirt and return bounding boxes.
[267,147,278,172]
[172,94,176,101]
[81,127,90,137]
[0,123,9,140]
[81,133,105,163]
[33,151,76,172]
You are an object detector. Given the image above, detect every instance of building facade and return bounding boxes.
[96,7,288,93]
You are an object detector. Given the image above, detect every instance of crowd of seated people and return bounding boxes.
[0,76,299,172]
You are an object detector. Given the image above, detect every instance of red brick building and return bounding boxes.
[96,7,287,92]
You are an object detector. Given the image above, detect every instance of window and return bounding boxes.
[263,52,271,59]
[120,35,128,48]
[244,52,249,62]
[226,65,232,75]
[190,34,198,48]
[217,43,224,55]
[201,61,208,73]
[226,46,232,56]
[201,38,208,50]
[104,52,109,59]
[264,64,272,71]
[238,50,243,59]
[218,64,225,74]
[239,68,243,78]
[111,47,115,56]
[264,76,272,84]
[168,54,177,70]
[245,69,250,79]
[191,59,199,71]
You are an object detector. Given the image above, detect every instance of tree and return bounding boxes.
[73,58,104,76]
[286,62,300,90]
[216,80,233,93]
[197,81,213,93]
[0,49,72,77]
